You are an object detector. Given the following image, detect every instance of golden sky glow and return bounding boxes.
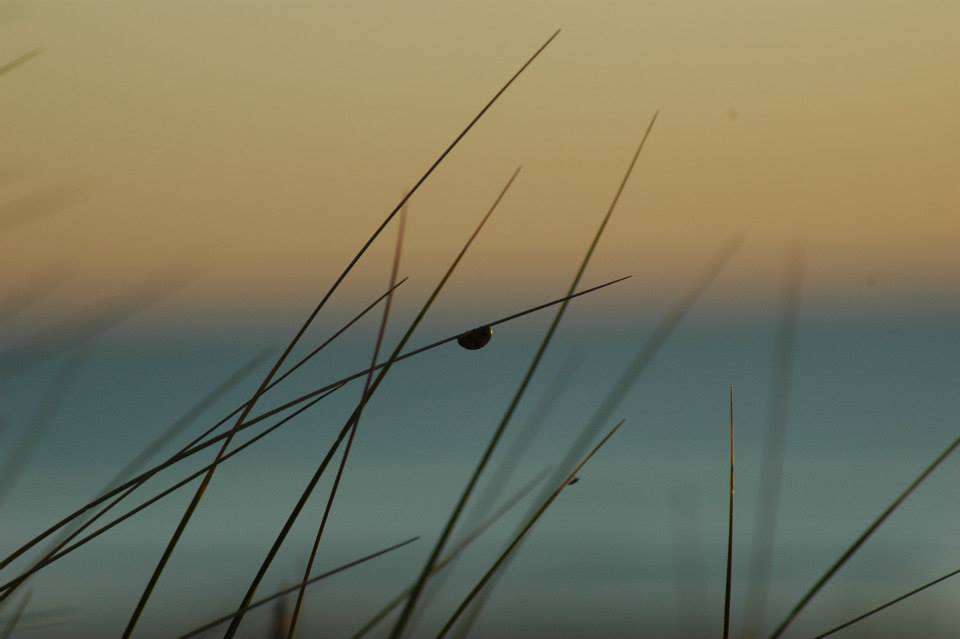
[3,1,958,320]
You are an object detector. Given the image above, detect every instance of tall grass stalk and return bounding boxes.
[390,110,658,639]
[178,536,419,638]
[285,201,408,637]
[0,277,624,585]
[450,236,741,638]
[434,419,626,638]
[221,166,523,637]
[722,385,735,639]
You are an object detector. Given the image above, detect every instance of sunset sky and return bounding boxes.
[4,0,958,325]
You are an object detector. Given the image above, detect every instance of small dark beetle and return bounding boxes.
[457,325,493,350]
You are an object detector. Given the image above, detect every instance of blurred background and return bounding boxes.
[2,0,959,637]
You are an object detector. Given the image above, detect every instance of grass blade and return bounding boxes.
[286,197,409,638]
[0,48,41,77]
[434,420,626,639]
[177,537,420,638]
[449,235,741,639]
[0,275,622,577]
[121,26,559,634]
[0,278,401,572]
[722,385,735,639]
[0,384,348,594]
[349,469,549,639]
[0,591,30,639]
[221,166,522,638]
[0,271,186,380]
[811,566,960,638]
[767,428,960,639]
[0,351,88,510]
[744,243,805,637]
[0,348,271,604]
[391,110,659,639]
[409,354,582,632]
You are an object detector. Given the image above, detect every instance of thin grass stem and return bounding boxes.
[178,537,419,638]
[349,468,549,639]
[434,420,626,639]
[221,165,523,638]
[286,196,409,638]
[722,385,735,639]
[0,48,41,77]
[439,237,741,639]
[811,566,960,638]
[390,111,659,639]
[0,277,623,576]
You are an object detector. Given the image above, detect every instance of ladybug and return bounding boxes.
[457,325,493,350]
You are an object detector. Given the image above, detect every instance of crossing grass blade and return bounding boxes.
[0,348,271,604]
[390,110,659,639]
[434,420,626,639]
[408,354,582,633]
[177,537,420,638]
[744,243,805,637]
[767,428,960,639]
[285,196,409,639]
[448,235,741,639]
[0,278,404,574]
[811,565,960,638]
[0,275,623,579]
[349,469,550,639]
[220,165,523,638]
[0,591,31,639]
[119,25,559,634]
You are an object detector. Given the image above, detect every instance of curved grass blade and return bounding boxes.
[0,48,41,78]
[0,590,30,639]
[0,275,623,577]
[0,270,186,380]
[450,235,742,639]
[0,279,402,574]
[221,165,522,638]
[435,420,626,638]
[722,385,735,639]
[390,111,659,639]
[767,428,960,639]
[121,25,559,635]
[744,243,805,637]
[177,537,420,638]
[286,195,410,638]
[0,382,347,595]
[0,351,88,510]
[349,468,549,639]
[0,348,271,604]
[408,353,582,633]
[811,565,960,638]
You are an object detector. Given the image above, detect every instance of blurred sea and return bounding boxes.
[2,301,959,638]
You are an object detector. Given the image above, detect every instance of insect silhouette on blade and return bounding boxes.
[457,326,493,350]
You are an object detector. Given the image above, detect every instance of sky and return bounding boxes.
[2,0,958,323]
